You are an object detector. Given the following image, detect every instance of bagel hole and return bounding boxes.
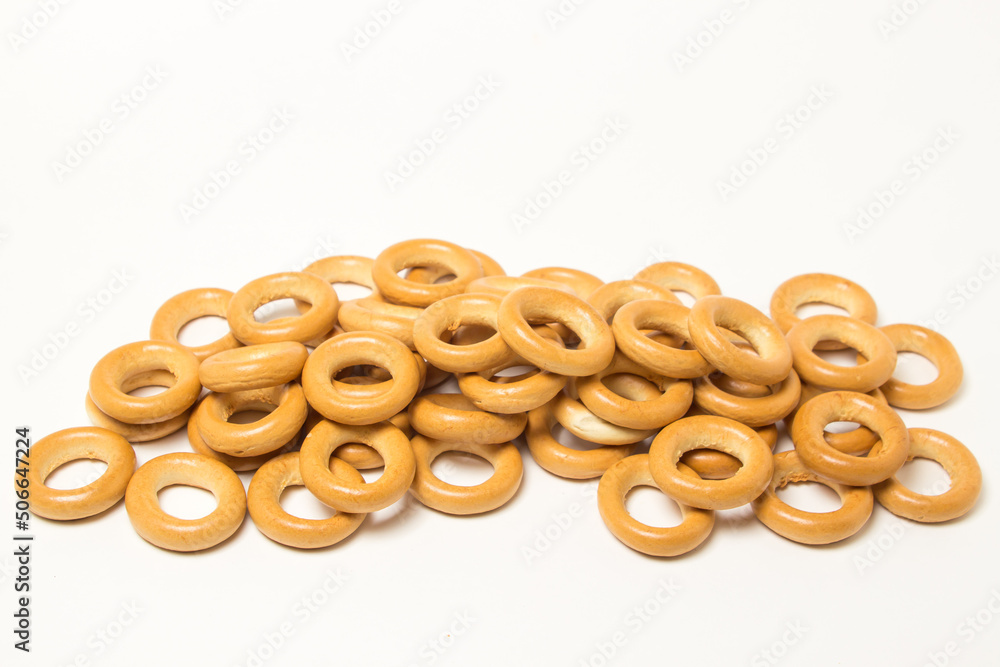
[825,420,861,435]
[813,347,859,367]
[553,424,609,452]
[625,485,684,528]
[602,373,659,401]
[228,408,274,424]
[331,283,372,301]
[44,459,108,490]
[126,384,170,397]
[775,481,842,513]
[796,303,850,319]
[891,351,939,385]
[279,485,338,520]
[430,451,494,486]
[254,298,300,323]
[447,324,496,346]
[493,365,536,378]
[360,467,385,483]
[720,327,760,357]
[157,485,217,520]
[896,457,951,495]
[673,291,697,307]
[177,315,230,347]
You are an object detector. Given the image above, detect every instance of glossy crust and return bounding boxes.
[612,299,713,379]
[526,400,636,479]
[791,391,909,486]
[89,340,201,424]
[413,293,516,373]
[193,383,308,457]
[408,436,523,515]
[875,324,963,409]
[149,287,242,361]
[199,342,308,393]
[26,427,136,520]
[300,420,415,513]
[786,314,897,392]
[752,450,874,545]
[372,239,484,307]
[125,453,246,552]
[248,452,366,548]
[408,393,527,444]
[770,273,878,350]
[648,415,774,510]
[873,428,981,522]
[688,296,792,385]
[227,272,339,345]
[599,455,714,557]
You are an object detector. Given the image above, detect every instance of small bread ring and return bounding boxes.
[598,454,714,557]
[553,391,657,446]
[199,342,309,393]
[409,436,523,515]
[89,340,201,424]
[456,352,567,415]
[413,293,516,373]
[612,300,713,379]
[751,450,874,545]
[634,262,721,300]
[193,383,308,457]
[498,286,615,376]
[408,393,527,444]
[576,353,693,430]
[770,273,878,350]
[526,401,636,479]
[227,272,339,345]
[329,410,412,470]
[26,427,136,520]
[875,324,963,409]
[648,415,774,510]
[372,239,484,307]
[587,280,681,322]
[300,420,415,513]
[785,384,888,455]
[298,255,376,313]
[791,390,909,486]
[873,428,981,522]
[693,369,801,427]
[522,266,603,299]
[85,393,191,443]
[125,452,247,552]
[302,332,421,425]
[248,452,366,549]
[337,294,423,350]
[186,411,293,472]
[403,248,504,285]
[149,287,242,362]
[84,369,191,442]
[688,296,793,385]
[466,276,573,298]
[787,314,897,392]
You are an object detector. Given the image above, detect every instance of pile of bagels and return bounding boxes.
[25,239,980,556]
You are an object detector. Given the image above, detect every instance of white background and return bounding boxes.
[3,1,1000,665]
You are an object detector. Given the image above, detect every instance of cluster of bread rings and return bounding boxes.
[26,240,980,556]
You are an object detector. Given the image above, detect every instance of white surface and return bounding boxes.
[3,1,1000,665]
